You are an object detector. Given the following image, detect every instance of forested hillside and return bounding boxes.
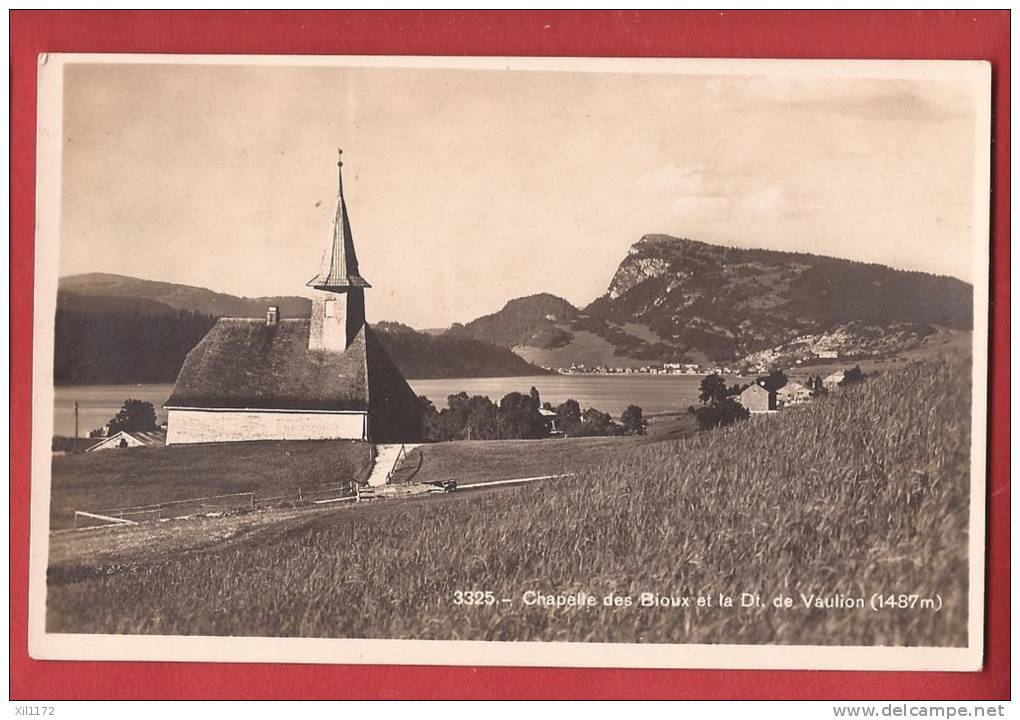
[53,286,550,385]
[54,309,217,384]
[372,322,550,378]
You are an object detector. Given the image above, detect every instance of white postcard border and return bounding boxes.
[27,53,992,672]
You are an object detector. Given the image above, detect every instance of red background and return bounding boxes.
[9,10,1010,700]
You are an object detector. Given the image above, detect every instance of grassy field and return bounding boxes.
[402,420,693,487]
[513,327,645,369]
[49,440,373,530]
[50,415,691,528]
[47,352,971,646]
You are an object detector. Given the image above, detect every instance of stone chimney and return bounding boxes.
[266,305,280,327]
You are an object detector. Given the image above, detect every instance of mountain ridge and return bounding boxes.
[59,273,313,318]
[451,234,973,368]
[53,276,550,383]
[58,232,974,375]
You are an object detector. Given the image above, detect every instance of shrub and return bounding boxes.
[840,365,867,386]
[570,408,623,438]
[621,405,647,436]
[105,399,157,434]
[689,397,750,431]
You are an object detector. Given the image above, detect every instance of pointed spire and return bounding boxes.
[308,148,371,290]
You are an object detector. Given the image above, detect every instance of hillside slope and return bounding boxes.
[48,351,970,646]
[584,234,972,362]
[59,273,312,317]
[447,293,579,349]
[372,322,550,379]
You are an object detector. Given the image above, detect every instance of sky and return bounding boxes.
[58,59,986,328]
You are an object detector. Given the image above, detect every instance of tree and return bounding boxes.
[727,382,749,397]
[840,366,867,386]
[529,386,541,411]
[621,405,647,436]
[106,399,157,434]
[463,396,501,440]
[421,388,642,442]
[555,399,582,435]
[498,391,546,439]
[756,369,788,393]
[424,392,499,441]
[418,395,437,417]
[698,374,728,404]
[572,408,622,438]
[689,397,749,431]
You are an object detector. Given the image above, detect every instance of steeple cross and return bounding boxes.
[336,148,345,195]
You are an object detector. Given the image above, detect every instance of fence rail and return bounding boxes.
[74,480,356,529]
[69,472,573,530]
[73,510,139,528]
[385,444,408,484]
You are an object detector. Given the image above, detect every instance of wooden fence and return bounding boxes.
[73,480,356,529]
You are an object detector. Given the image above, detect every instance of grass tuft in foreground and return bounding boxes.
[47,353,971,646]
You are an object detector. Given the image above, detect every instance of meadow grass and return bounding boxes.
[47,353,971,646]
[409,433,675,486]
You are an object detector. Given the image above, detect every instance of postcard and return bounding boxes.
[29,54,991,670]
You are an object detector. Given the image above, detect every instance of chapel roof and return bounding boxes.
[166,318,371,411]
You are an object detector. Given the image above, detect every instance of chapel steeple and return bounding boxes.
[308,150,369,353]
[308,149,371,291]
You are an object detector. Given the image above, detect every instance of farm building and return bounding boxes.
[737,382,777,413]
[777,382,811,407]
[538,407,562,436]
[86,430,166,452]
[823,370,845,390]
[165,152,424,446]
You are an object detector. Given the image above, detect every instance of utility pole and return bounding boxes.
[74,401,79,440]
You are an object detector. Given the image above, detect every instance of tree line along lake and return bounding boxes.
[51,374,752,438]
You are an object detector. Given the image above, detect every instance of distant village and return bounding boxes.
[552,349,841,377]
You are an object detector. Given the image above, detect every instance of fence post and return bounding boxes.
[298,487,303,502]
[251,493,256,509]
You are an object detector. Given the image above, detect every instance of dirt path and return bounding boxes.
[366,443,421,487]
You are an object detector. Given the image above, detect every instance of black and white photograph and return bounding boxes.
[29,55,990,670]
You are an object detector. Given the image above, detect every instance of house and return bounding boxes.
[86,430,166,452]
[737,382,777,413]
[777,382,811,407]
[538,407,562,436]
[165,151,424,446]
[823,370,845,390]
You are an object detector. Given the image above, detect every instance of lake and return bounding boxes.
[52,374,746,437]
